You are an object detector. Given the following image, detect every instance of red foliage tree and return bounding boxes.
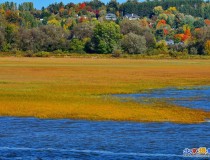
[79,3,86,10]
[163,28,169,35]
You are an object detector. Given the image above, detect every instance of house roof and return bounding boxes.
[124,13,139,18]
[106,13,117,17]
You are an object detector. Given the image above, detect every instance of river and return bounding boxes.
[0,86,210,159]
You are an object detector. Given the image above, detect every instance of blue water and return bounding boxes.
[0,117,209,160]
[115,86,210,111]
[1,87,210,159]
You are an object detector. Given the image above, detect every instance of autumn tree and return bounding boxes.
[205,40,210,55]
[153,6,164,15]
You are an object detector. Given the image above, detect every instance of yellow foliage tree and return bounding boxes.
[156,40,168,53]
[139,18,149,28]
[116,11,120,17]
[205,40,210,55]
[167,7,177,13]
[153,6,164,15]
[47,18,60,26]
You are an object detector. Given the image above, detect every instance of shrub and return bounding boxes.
[112,49,122,58]
[23,50,34,57]
[69,38,86,53]
[169,50,186,58]
[146,49,165,55]
[53,49,63,54]
[156,40,168,53]
[11,49,23,56]
[189,47,198,55]
[2,43,11,52]
[34,51,50,57]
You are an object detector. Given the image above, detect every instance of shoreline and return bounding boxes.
[0,114,210,124]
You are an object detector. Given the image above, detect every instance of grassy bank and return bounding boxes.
[0,57,210,123]
[1,51,210,59]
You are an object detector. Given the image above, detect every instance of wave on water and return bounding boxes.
[0,147,183,158]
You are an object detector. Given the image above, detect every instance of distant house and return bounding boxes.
[105,13,117,21]
[166,40,184,46]
[166,40,175,45]
[124,13,139,20]
[78,15,88,19]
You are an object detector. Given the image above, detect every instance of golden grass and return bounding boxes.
[0,57,210,123]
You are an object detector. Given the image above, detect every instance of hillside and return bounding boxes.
[0,0,210,56]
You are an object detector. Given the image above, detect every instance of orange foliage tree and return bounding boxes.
[156,19,166,29]
[204,19,210,26]
[174,25,191,42]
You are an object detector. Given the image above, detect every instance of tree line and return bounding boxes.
[0,0,210,56]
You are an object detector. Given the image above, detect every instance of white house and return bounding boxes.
[124,13,139,20]
[105,13,117,21]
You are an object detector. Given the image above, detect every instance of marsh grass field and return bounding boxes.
[0,57,210,123]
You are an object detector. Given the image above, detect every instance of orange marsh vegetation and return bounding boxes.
[0,57,210,123]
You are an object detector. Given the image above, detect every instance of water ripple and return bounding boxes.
[0,147,183,158]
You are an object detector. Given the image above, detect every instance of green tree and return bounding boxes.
[120,19,155,48]
[5,24,15,44]
[18,2,34,11]
[120,20,143,35]
[153,6,164,15]
[121,32,147,54]
[90,22,122,53]
[193,18,205,28]
[107,0,119,13]
[183,15,195,28]
[0,27,5,51]
[69,38,86,53]
[19,11,38,28]
[72,22,95,40]
[87,0,105,10]
[15,25,69,52]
